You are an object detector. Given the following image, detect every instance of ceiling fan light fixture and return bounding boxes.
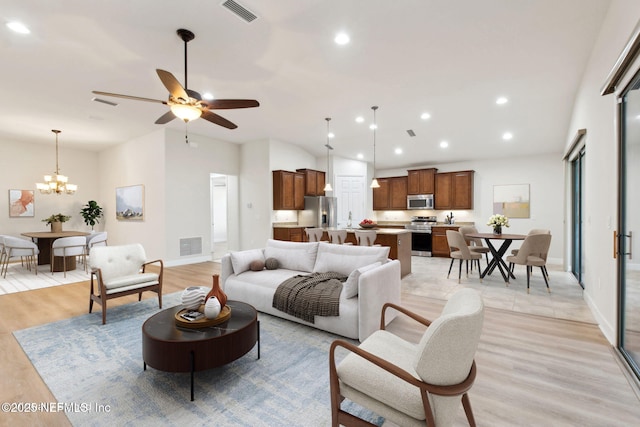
[170,103,202,122]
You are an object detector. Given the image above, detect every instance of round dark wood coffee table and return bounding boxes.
[142,300,260,401]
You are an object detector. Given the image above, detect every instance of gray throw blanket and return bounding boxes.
[272,272,347,323]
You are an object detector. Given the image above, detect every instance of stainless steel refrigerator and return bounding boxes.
[300,196,337,228]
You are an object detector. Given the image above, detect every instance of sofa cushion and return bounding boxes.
[343,262,381,298]
[312,242,390,276]
[230,249,265,275]
[264,239,319,272]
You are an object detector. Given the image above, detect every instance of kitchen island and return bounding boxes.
[272,225,411,277]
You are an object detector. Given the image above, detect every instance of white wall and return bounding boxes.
[564,0,640,343]
[0,138,99,235]
[164,129,241,264]
[97,129,166,261]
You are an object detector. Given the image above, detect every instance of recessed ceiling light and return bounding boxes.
[394,148,403,155]
[496,96,508,105]
[202,92,214,100]
[369,124,377,130]
[357,153,364,160]
[502,132,513,140]
[355,116,364,123]
[328,132,335,139]
[420,112,431,120]
[334,32,350,45]
[440,141,449,148]
[7,21,30,34]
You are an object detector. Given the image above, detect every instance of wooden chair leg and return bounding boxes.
[462,393,477,427]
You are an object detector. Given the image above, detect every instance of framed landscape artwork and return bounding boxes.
[493,184,530,218]
[9,189,35,217]
[116,185,144,221]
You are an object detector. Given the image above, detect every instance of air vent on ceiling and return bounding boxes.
[92,97,118,107]
[407,129,416,137]
[221,0,258,23]
[180,237,202,256]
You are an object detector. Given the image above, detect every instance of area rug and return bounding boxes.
[0,263,89,295]
[14,293,383,426]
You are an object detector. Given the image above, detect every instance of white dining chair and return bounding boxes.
[1,236,39,278]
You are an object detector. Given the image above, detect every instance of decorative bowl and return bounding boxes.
[359,222,377,229]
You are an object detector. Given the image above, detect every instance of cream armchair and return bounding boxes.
[330,289,484,427]
[89,243,163,324]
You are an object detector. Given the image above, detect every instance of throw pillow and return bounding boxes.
[343,262,381,298]
[265,257,279,270]
[250,259,265,271]
[312,242,389,276]
[230,249,265,275]
[264,239,319,272]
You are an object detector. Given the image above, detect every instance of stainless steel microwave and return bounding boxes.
[407,194,434,210]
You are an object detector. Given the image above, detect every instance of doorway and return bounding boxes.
[334,175,365,228]
[210,174,228,261]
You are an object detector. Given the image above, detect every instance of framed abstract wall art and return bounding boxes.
[9,189,35,217]
[115,185,144,221]
[493,184,530,218]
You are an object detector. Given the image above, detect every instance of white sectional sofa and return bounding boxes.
[221,240,402,341]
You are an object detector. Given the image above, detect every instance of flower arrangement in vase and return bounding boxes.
[487,214,509,234]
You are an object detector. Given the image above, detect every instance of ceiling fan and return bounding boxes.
[93,29,259,129]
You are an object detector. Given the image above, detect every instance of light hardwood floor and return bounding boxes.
[1,261,639,426]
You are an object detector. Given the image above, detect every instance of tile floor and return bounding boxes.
[404,256,595,323]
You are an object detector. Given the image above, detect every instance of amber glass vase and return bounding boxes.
[205,274,227,307]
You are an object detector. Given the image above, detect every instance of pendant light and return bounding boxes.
[36,130,77,195]
[370,106,380,188]
[323,117,334,192]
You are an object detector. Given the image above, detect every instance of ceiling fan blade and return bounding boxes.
[202,110,238,129]
[203,99,260,110]
[186,89,202,101]
[92,91,166,104]
[156,69,189,100]
[155,110,176,124]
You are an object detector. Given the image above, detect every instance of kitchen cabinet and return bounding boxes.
[434,170,474,210]
[373,176,407,210]
[431,226,460,257]
[272,170,305,210]
[296,168,326,196]
[407,168,436,195]
[273,227,304,242]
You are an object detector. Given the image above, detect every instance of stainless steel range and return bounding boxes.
[405,215,437,256]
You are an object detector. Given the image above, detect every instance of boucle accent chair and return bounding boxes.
[329,288,484,427]
[89,243,163,324]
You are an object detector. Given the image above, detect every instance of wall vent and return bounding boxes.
[221,0,258,23]
[407,129,416,137]
[180,237,202,256]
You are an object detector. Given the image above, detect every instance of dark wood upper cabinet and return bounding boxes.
[296,169,326,196]
[434,170,474,210]
[273,170,305,210]
[373,176,407,210]
[407,168,436,195]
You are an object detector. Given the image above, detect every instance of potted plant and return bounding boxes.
[80,200,104,231]
[42,213,71,233]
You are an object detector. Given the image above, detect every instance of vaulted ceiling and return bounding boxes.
[1,0,611,169]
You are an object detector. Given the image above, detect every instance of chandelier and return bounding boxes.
[370,106,380,188]
[36,130,77,195]
[323,117,334,192]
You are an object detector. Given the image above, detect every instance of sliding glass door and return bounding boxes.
[619,72,640,377]
[571,148,585,288]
